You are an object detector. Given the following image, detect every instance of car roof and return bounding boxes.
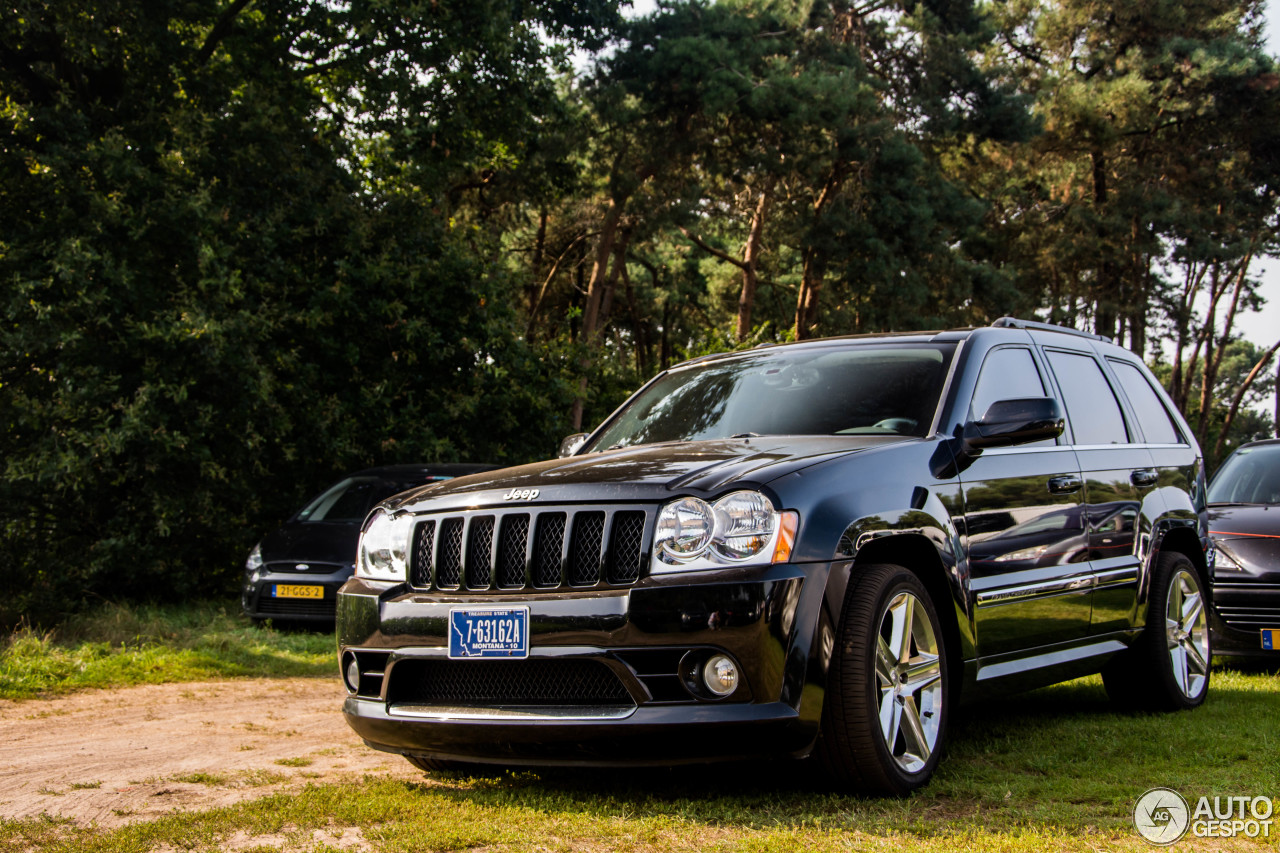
[681,317,1120,369]
[1228,439,1280,452]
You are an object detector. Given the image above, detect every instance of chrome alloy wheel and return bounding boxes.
[875,592,944,774]
[1165,569,1209,700]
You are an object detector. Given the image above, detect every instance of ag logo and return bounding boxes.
[1134,787,1190,845]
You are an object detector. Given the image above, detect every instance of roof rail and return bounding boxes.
[990,316,1112,343]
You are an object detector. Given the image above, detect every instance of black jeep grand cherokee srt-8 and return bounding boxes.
[337,318,1212,795]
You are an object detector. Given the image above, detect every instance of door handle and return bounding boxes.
[1048,475,1083,495]
[1131,468,1158,488]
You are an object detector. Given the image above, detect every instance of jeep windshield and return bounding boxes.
[585,343,956,451]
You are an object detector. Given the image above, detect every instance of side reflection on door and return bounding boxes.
[960,449,1092,657]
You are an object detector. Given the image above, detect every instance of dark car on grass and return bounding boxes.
[1207,439,1280,657]
[242,464,494,625]
[337,319,1212,795]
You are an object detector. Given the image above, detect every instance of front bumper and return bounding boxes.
[337,562,835,766]
[242,568,351,623]
[1210,580,1280,657]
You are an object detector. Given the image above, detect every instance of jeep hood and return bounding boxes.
[388,436,906,513]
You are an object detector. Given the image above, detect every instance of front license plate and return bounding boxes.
[449,607,529,659]
[1263,629,1278,651]
[274,584,324,599]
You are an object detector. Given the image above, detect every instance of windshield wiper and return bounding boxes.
[729,432,761,439]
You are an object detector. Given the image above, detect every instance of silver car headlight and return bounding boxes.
[245,543,263,574]
[652,490,797,573]
[356,509,413,582]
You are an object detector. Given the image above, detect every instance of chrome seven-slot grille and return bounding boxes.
[408,505,650,592]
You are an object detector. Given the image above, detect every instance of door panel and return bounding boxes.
[963,447,1091,656]
[1076,446,1144,634]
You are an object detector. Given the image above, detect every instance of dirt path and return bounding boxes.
[0,677,420,829]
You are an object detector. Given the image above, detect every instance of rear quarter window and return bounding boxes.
[1108,359,1183,444]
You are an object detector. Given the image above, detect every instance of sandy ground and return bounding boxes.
[0,678,421,830]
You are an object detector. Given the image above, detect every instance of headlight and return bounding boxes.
[652,491,797,573]
[712,491,776,560]
[1213,544,1245,572]
[245,544,263,574]
[994,544,1049,563]
[356,509,413,582]
[654,497,716,558]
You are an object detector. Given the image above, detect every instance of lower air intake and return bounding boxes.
[387,658,633,707]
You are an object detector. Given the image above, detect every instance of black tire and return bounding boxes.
[1103,551,1211,711]
[816,563,950,796]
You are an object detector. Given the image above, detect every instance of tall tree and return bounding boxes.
[968,0,1280,359]
[0,0,618,624]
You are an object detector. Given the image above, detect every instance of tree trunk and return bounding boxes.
[570,199,628,431]
[581,198,625,348]
[1214,338,1280,463]
[1091,147,1116,340]
[794,248,825,340]
[1197,256,1251,444]
[1196,273,1217,447]
[736,186,771,343]
[527,207,548,317]
[621,259,649,377]
[598,230,629,335]
[526,232,589,342]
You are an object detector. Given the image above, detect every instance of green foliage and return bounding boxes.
[962,0,1280,350]
[2,0,1278,625]
[0,0,608,626]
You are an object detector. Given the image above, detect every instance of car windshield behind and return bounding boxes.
[1208,444,1280,505]
[296,477,412,523]
[586,343,955,451]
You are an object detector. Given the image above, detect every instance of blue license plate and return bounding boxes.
[1264,629,1277,651]
[448,607,529,659]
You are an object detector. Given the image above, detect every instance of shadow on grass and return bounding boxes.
[384,666,1278,839]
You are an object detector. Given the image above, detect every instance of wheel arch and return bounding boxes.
[1150,523,1212,602]
[845,530,972,700]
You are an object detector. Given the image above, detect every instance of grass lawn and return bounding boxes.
[1,603,1276,851]
[0,601,335,699]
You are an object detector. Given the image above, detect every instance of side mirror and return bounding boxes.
[963,397,1064,452]
[557,433,589,458]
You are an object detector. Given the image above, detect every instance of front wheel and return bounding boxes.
[1103,551,1211,710]
[816,563,949,796]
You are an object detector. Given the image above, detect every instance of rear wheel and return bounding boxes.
[817,563,949,796]
[1103,551,1210,710]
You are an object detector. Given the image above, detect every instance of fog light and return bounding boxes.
[343,654,361,694]
[702,654,738,697]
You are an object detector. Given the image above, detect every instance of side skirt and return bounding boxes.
[960,629,1142,699]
